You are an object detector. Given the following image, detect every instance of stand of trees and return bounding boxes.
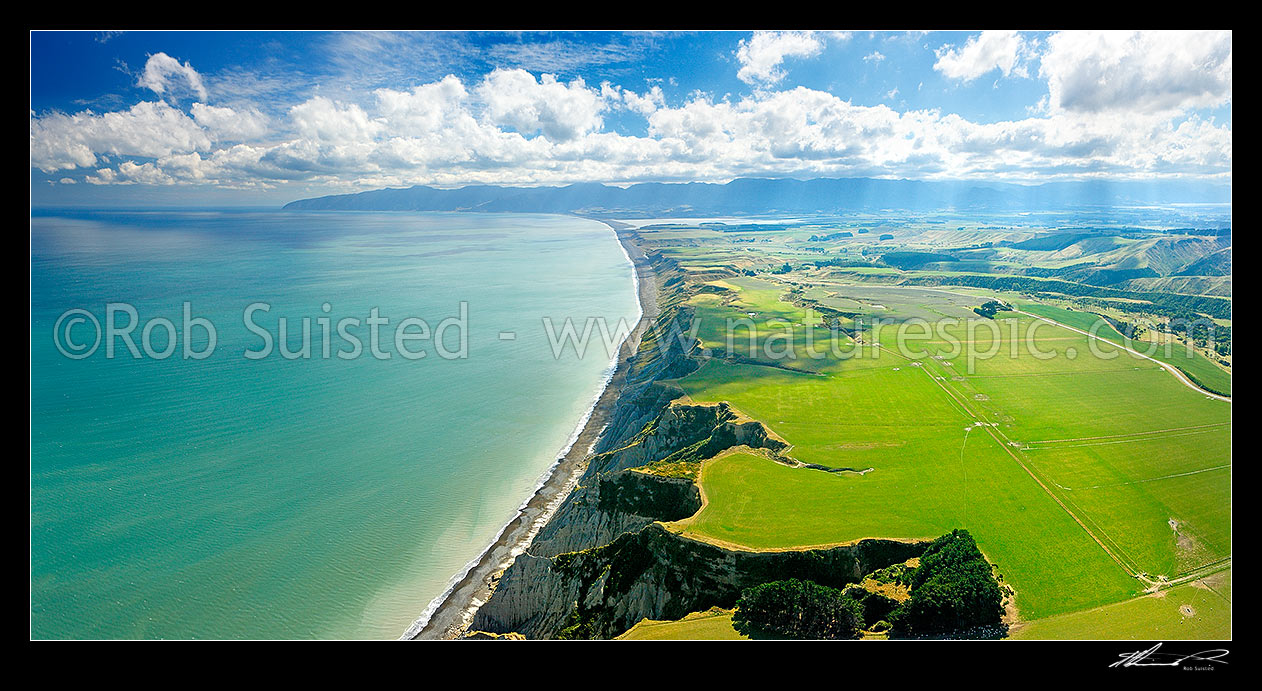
[892,529,1005,635]
[972,300,1012,319]
[813,257,874,269]
[732,578,865,639]
[729,530,1005,639]
[879,251,958,270]
[809,231,853,241]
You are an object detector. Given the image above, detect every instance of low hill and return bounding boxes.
[1175,247,1232,276]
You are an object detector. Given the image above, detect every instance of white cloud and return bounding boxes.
[191,103,270,141]
[30,60,1233,190]
[486,38,647,73]
[475,69,606,141]
[375,75,469,135]
[84,168,116,185]
[615,85,666,117]
[735,31,826,85]
[289,96,382,143]
[864,51,886,63]
[85,161,175,185]
[934,31,1027,82]
[1039,30,1232,115]
[136,53,209,102]
[30,101,211,173]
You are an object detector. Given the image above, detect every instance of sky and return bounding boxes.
[29,30,1232,205]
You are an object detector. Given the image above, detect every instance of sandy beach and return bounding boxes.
[406,220,657,640]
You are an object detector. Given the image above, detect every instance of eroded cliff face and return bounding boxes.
[596,471,699,521]
[472,524,927,639]
[601,401,787,475]
[467,239,887,640]
[590,249,699,454]
[528,401,786,558]
[468,394,839,639]
[525,470,693,565]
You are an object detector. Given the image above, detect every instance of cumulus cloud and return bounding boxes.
[934,31,1028,82]
[289,96,383,143]
[136,52,209,102]
[86,161,176,185]
[475,69,607,141]
[615,85,666,117]
[191,103,270,141]
[30,101,211,173]
[1039,30,1231,114]
[375,75,469,135]
[736,31,827,85]
[29,40,1232,190]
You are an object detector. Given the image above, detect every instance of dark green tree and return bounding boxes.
[892,529,1004,635]
[732,578,864,639]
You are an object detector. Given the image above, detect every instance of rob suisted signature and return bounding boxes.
[1111,643,1229,669]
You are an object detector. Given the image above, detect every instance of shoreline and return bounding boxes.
[406,219,658,640]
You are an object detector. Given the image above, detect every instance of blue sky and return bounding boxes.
[30,30,1232,205]
[30,31,1050,123]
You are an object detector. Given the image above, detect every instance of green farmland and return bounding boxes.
[1019,302,1232,396]
[662,279,1229,630]
[1011,569,1231,639]
[611,219,1229,640]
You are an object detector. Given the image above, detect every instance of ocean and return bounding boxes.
[30,210,640,639]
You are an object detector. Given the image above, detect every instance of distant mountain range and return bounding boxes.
[283,177,1232,215]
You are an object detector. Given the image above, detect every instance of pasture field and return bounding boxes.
[667,280,1230,627]
[944,355,1231,578]
[807,283,981,323]
[1010,570,1231,640]
[1017,303,1126,339]
[687,276,868,374]
[668,444,1136,620]
[616,609,745,640]
[913,311,1232,579]
[1019,303,1231,396]
[873,308,1230,581]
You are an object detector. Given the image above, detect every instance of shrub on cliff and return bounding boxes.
[732,578,864,639]
[891,529,1004,635]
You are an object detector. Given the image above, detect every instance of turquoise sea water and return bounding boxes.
[30,210,639,639]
